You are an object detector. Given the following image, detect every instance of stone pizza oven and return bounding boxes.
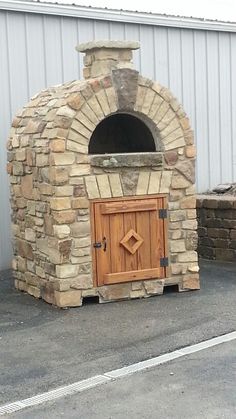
[7,40,200,307]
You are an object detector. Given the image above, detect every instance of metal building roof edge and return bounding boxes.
[1,0,236,32]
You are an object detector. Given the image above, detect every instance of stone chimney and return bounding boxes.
[76,40,140,79]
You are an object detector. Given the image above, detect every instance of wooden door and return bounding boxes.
[91,196,167,286]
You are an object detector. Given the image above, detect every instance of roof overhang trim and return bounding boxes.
[1,0,236,33]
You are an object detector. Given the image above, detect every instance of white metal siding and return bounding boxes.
[0,10,236,269]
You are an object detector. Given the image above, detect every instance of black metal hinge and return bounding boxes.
[159,208,167,219]
[160,257,169,267]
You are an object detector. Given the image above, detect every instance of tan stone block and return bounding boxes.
[18,256,27,272]
[182,220,198,230]
[80,103,99,126]
[185,145,196,158]
[87,96,104,121]
[105,87,118,113]
[70,274,93,289]
[24,119,46,134]
[136,172,150,195]
[109,174,123,197]
[70,165,91,177]
[66,140,88,154]
[13,161,24,175]
[7,162,13,174]
[135,85,147,112]
[50,152,75,166]
[170,240,186,253]
[186,185,196,195]
[49,139,65,152]
[160,171,172,193]
[148,171,161,194]
[49,167,69,185]
[180,196,196,209]
[158,108,175,131]
[171,172,191,189]
[165,137,185,151]
[75,111,96,132]
[169,210,185,222]
[71,255,92,264]
[37,238,60,263]
[15,149,26,161]
[188,265,199,273]
[182,274,200,290]
[163,127,184,145]
[148,94,163,119]
[99,283,131,301]
[96,90,110,116]
[56,105,76,119]
[71,197,89,209]
[36,265,46,278]
[26,284,41,299]
[70,221,90,237]
[39,183,53,195]
[131,281,143,291]
[170,230,183,240]
[56,264,79,278]
[17,239,34,260]
[50,197,71,211]
[130,289,146,299]
[179,117,190,131]
[36,154,49,167]
[72,246,91,257]
[144,279,164,295]
[169,221,182,230]
[15,279,27,292]
[154,101,169,124]
[168,201,179,211]
[171,264,183,275]
[187,209,197,219]
[55,289,82,307]
[71,119,91,139]
[85,175,100,199]
[178,251,198,263]
[25,228,36,242]
[11,135,20,148]
[67,93,85,111]
[74,237,91,248]
[96,174,111,198]
[55,185,73,196]
[52,210,76,224]
[53,225,70,239]
[141,89,155,115]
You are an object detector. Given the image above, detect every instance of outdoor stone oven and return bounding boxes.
[7,40,200,307]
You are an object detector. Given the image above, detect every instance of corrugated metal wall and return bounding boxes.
[0,10,236,269]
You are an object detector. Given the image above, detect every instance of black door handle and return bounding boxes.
[102,237,107,252]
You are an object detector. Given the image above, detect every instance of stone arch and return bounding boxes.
[65,71,191,159]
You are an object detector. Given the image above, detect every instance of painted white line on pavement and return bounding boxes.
[0,331,236,416]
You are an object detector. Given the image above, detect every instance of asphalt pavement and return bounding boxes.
[10,339,236,419]
[0,259,236,416]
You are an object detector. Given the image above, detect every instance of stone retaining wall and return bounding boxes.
[197,194,236,261]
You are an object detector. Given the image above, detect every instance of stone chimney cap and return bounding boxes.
[76,40,140,53]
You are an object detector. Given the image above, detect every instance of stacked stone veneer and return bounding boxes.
[197,194,236,261]
[7,41,200,307]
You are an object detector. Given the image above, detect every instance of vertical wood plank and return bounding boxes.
[123,212,138,272]
[157,197,165,278]
[163,196,169,278]
[109,213,125,274]
[136,211,151,270]
[94,203,111,286]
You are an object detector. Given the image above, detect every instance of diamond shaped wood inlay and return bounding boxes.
[120,229,144,255]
